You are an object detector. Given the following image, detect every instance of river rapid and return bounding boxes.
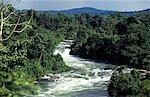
[31,40,115,97]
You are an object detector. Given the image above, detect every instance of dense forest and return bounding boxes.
[0,2,150,97]
[70,13,150,70]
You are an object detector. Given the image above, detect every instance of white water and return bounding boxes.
[30,40,115,97]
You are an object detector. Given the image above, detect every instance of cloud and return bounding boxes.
[11,0,150,11]
[85,0,150,11]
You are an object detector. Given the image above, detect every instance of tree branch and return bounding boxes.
[5,21,27,26]
[14,11,33,33]
[4,12,14,20]
[1,16,21,41]
[0,11,4,40]
[1,4,11,12]
[0,5,33,42]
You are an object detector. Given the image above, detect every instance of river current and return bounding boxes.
[31,40,115,97]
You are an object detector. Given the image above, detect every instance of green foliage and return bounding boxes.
[0,5,69,97]
[108,69,150,97]
[0,71,37,97]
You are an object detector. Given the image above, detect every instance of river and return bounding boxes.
[30,40,115,97]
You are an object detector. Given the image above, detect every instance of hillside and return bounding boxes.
[39,7,150,15]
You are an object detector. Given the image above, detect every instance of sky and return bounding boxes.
[11,0,150,11]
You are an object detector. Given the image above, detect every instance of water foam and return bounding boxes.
[34,40,114,97]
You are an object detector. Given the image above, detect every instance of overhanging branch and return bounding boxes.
[1,16,21,41]
[14,11,33,33]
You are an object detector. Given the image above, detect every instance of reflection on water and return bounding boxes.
[29,40,115,97]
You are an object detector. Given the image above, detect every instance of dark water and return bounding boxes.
[57,89,108,97]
